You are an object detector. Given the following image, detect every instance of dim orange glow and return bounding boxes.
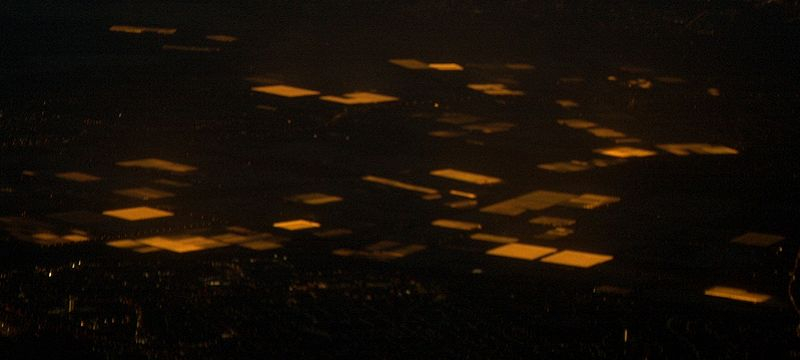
[362,175,439,195]
[486,243,558,261]
[449,190,477,199]
[462,122,516,133]
[656,143,738,156]
[704,286,770,303]
[428,63,464,71]
[594,146,657,158]
[251,85,320,97]
[102,207,174,221]
[320,92,398,105]
[557,119,597,129]
[55,172,101,182]
[109,25,176,35]
[587,128,626,138]
[430,168,501,185]
[273,219,321,231]
[540,250,613,268]
[563,193,620,209]
[470,233,519,243]
[555,99,579,108]
[388,59,430,70]
[162,45,220,52]
[468,84,524,96]
[431,219,482,231]
[116,158,197,173]
[114,187,175,200]
[505,63,535,70]
[289,193,343,205]
[731,232,785,247]
[530,216,576,227]
[238,241,282,251]
[205,34,238,42]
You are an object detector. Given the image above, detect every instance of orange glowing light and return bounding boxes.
[102,207,174,221]
[430,168,501,185]
[540,250,613,268]
[486,243,558,261]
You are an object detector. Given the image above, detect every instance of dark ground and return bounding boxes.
[1,1,799,358]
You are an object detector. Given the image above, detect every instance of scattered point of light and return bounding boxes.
[102,207,174,221]
[251,85,320,98]
[486,243,558,261]
[704,286,770,304]
[540,250,613,268]
[273,219,321,231]
[430,168,501,185]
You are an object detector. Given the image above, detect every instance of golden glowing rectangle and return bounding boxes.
[514,191,577,210]
[731,232,785,247]
[430,168,501,185]
[320,92,398,105]
[289,193,343,205]
[134,236,217,253]
[211,233,250,244]
[389,59,430,70]
[239,241,282,251]
[251,84,320,97]
[470,233,518,243]
[704,286,770,303]
[103,207,174,221]
[55,172,101,182]
[428,63,463,71]
[538,161,592,173]
[557,119,597,129]
[362,175,438,195]
[587,128,626,138]
[467,84,524,96]
[449,190,477,199]
[114,187,175,200]
[107,239,142,248]
[486,243,557,261]
[656,143,738,156]
[273,219,321,231]
[563,194,620,209]
[117,158,197,173]
[540,250,613,268]
[594,146,657,158]
[109,25,176,35]
[431,219,482,231]
[530,216,576,227]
